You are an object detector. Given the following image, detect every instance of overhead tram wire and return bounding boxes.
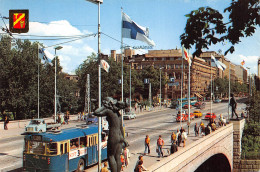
[44,33,97,48]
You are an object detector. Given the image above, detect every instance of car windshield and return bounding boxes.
[30,120,41,125]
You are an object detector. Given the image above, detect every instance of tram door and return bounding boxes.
[87,135,98,165]
[59,142,69,171]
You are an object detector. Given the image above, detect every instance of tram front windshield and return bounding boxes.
[26,141,57,155]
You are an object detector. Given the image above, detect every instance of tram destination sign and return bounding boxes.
[31,135,42,141]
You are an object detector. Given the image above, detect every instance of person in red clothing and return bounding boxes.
[144,135,150,155]
[120,154,125,171]
[157,135,164,158]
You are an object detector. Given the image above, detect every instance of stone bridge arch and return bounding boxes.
[150,123,234,172]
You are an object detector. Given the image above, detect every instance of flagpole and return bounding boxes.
[37,44,40,119]
[97,1,102,171]
[210,56,212,115]
[188,52,191,135]
[121,8,124,124]
[180,52,183,127]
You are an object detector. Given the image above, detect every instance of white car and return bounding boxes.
[123,112,136,120]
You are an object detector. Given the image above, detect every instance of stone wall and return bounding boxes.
[230,119,246,171]
[237,160,260,172]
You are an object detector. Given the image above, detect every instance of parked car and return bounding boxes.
[205,113,217,119]
[186,113,195,120]
[193,110,202,118]
[123,111,136,120]
[214,99,222,103]
[25,119,61,133]
[86,113,98,124]
[183,104,192,109]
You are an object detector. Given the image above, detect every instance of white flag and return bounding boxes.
[100,60,110,73]
[122,12,155,46]
[38,46,53,65]
[211,55,226,71]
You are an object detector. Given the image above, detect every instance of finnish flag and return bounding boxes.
[122,12,155,46]
[38,47,53,65]
[211,55,226,71]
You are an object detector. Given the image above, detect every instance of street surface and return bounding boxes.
[0,100,246,172]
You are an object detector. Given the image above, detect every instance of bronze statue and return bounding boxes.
[230,93,238,119]
[94,97,128,172]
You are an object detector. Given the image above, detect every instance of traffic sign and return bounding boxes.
[168,82,179,86]
[9,9,29,33]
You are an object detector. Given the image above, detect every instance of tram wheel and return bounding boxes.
[76,159,85,172]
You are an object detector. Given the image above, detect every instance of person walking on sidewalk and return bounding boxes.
[4,113,9,130]
[144,135,150,155]
[134,155,148,171]
[194,123,199,136]
[101,162,109,172]
[123,147,130,168]
[157,135,164,157]
[176,129,181,145]
[181,129,187,147]
[171,132,176,144]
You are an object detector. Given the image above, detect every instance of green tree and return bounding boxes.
[180,0,259,56]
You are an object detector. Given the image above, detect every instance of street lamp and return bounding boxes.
[159,67,164,109]
[85,0,103,171]
[54,46,63,123]
[129,60,135,112]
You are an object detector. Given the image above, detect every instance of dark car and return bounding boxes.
[86,113,98,124]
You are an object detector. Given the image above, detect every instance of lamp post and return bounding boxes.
[85,1,103,171]
[54,46,63,124]
[159,67,163,109]
[129,60,134,112]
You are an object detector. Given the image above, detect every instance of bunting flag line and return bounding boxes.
[100,60,110,73]
[182,45,192,66]
[122,12,155,46]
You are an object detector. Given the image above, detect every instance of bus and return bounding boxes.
[23,124,108,172]
[176,97,197,108]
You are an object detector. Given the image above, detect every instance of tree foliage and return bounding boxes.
[76,54,167,110]
[0,36,78,119]
[180,0,260,56]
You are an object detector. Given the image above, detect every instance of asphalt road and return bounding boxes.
[0,100,246,172]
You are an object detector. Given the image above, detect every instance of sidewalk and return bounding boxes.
[0,118,82,140]
[0,107,169,140]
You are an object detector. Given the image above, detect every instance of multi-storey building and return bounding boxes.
[117,49,217,101]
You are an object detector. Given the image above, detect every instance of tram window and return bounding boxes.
[64,143,68,153]
[89,136,92,146]
[70,138,79,150]
[28,141,46,155]
[80,137,86,148]
[60,144,64,154]
[46,143,57,155]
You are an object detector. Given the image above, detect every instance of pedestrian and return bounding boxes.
[120,154,125,171]
[144,135,150,155]
[200,122,205,136]
[180,126,184,133]
[176,129,181,145]
[181,129,187,147]
[123,147,130,167]
[101,162,109,172]
[157,135,164,157]
[171,132,176,144]
[194,123,199,136]
[230,93,238,119]
[170,142,178,154]
[134,156,148,171]
[4,113,9,130]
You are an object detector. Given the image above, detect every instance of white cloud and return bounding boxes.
[226,54,259,74]
[15,20,97,74]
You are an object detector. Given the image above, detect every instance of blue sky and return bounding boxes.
[1,0,259,74]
